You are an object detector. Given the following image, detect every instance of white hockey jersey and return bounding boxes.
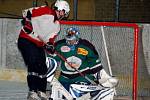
[19,6,60,46]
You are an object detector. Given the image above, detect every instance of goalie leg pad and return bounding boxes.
[91,88,115,100]
[46,57,58,82]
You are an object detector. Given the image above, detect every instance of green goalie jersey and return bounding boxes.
[49,38,103,84]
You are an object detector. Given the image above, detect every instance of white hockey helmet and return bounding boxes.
[54,0,70,15]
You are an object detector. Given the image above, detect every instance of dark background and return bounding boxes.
[0,0,149,23]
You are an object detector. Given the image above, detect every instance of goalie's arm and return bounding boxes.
[81,39,104,74]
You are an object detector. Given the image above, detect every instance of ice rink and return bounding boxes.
[0,80,27,100]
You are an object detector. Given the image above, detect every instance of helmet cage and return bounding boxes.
[65,27,80,41]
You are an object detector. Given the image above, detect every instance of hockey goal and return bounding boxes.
[57,21,139,100]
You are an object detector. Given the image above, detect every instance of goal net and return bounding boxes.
[56,21,139,99]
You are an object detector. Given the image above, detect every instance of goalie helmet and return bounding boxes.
[65,27,80,41]
[54,0,70,15]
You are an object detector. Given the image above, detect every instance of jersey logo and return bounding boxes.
[65,56,82,71]
[77,48,88,55]
[61,46,71,52]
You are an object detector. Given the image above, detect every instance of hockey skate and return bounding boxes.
[27,91,40,100]
[38,91,49,100]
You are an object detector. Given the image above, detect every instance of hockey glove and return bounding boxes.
[44,42,55,54]
[21,10,33,34]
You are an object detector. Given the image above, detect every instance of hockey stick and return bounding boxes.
[53,50,118,88]
[54,50,98,85]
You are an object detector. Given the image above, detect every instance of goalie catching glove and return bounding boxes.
[96,69,118,88]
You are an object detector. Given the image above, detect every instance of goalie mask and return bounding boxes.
[54,0,70,17]
[65,27,80,45]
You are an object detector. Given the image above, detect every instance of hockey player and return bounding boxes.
[48,27,118,99]
[17,0,70,100]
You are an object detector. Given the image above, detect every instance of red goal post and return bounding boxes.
[59,21,139,100]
